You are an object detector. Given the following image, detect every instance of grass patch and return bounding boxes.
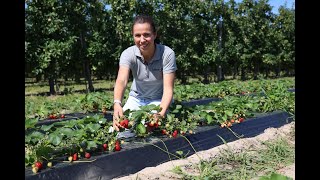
[172,132,295,180]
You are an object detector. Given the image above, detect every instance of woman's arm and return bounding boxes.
[113,66,130,131]
[159,72,175,117]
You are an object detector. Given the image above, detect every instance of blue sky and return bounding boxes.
[234,0,295,14]
[268,0,295,13]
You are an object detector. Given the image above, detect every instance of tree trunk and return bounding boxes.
[202,66,210,84]
[49,77,56,95]
[265,67,269,78]
[253,60,260,80]
[75,73,81,84]
[232,65,238,79]
[241,67,246,81]
[84,58,94,92]
[79,31,94,93]
[35,74,42,82]
[55,79,60,93]
[180,71,187,84]
[275,64,281,77]
[216,65,224,82]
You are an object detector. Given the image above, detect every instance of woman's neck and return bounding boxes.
[142,44,156,62]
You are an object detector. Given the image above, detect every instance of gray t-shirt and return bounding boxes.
[119,44,177,100]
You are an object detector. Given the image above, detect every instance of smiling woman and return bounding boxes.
[112,15,177,133]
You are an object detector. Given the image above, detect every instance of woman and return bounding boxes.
[113,15,177,131]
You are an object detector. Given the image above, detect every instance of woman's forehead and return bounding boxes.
[133,23,153,32]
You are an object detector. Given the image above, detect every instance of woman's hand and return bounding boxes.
[113,103,124,131]
[152,113,164,122]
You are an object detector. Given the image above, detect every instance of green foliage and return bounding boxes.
[259,173,293,180]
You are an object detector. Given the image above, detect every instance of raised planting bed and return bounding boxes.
[35,111,113,126]
[34,98,224,126]
[33,88,295,126]
[25,110,293,180]
[180,97,222,107]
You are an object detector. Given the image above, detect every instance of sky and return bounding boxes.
[234,0,295,14]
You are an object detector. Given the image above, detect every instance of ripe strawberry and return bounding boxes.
[172,130,178,138]
[239,118,244,123]
[73,153,78,161]
[119,119,129,128]
[60,114,65,118]
[114,141,121,151]
[49,114,54,119]
[149,121,155,127]
[35,161,43,170]
[230,119,235,123]
[102,143,108,151]
[161,129,167,135]
[85,152,91,159]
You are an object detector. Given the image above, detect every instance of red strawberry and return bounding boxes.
[61,114,65,118]
[85,152,91,159]
[172,130,178,138]
[35,161,43,170]
[120,119,129,128]
[115,141,121,151]
[148,121,155,127]
[161,129,167,135]
[102,143,108,151]
[239,118,244,123]
[73,153,78,161]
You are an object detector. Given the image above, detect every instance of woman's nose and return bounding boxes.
[140,36,146,42]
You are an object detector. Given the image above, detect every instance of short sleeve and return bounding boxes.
[163,51,177,74]
[119,48,134,69]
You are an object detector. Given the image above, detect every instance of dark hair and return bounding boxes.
[132,15,160,43]
[132,15,156,33]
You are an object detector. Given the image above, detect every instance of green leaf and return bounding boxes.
[57,127,74,137]
[87,141,98,149]
[206,114,213,124]
[48,133,62,146]
[40,124,54,132]
[86,123,101,132]
[25,118,38,130]
[258,172,293,180]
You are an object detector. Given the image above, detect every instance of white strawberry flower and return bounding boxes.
[108,126,114,133]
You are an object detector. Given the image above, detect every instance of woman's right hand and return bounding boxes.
[113,103,124,131]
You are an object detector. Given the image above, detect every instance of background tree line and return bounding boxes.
[25,0,295,95]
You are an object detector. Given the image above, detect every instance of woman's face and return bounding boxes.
[133,23,156,54]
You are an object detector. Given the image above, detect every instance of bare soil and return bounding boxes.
[114,122,295,180]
